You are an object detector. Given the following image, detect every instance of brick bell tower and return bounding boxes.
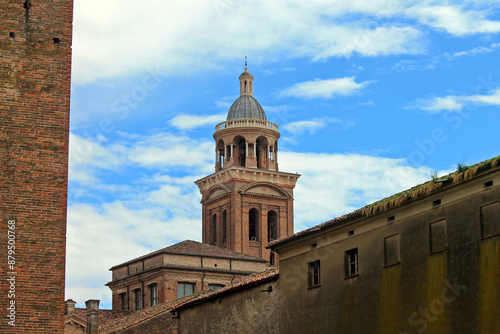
[195,63,300,263]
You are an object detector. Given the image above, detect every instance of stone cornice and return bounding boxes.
[195,166,300,193]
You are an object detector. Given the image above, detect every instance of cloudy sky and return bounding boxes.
[66,0,500,308]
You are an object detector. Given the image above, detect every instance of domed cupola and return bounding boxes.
[226,62,267,121]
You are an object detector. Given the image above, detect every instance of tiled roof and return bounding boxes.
[170,269,279,312]
[98,293,207,333]
[72,308,131,327]
[269,155,500,249]
[111,240,266,270]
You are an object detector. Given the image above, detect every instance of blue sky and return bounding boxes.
[66,0,500,308]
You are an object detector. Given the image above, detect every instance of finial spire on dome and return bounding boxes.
[239,57,253,95]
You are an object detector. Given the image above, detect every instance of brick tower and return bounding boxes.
[195,65,300,263]
[0,1,73,333]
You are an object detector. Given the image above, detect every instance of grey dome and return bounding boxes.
[227,95,267,121]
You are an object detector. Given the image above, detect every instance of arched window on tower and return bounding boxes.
[212,214,217,245]
[217,140,225,169]
[233,136,246,167]
[256,136,268,169]
[245,81,248,92]
[249,208,258,241]
[268,210,278,242]
[222,210,227,243]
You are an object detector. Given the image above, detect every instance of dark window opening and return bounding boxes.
[222,210,227,243]
[384,234,401,266]
[481,201,500,239]
[267,210,278,242]
[430,220,447,253]
[133,289,142,311]
[119,293,127,311]
[345,248,358,277]
[308,260,320,287]
[208,284,224,291]
[433,199,441,206]
[347,230,354,236]
[212,214,217,245]
[270,252,275,266]
[9,32,15,38]
[236,138,246,167]
[484,180,493,188]
[387,216,395,223]
[149,284,158,307]
[256,137,268,169]
[249,208,258,241]
[177,282,195,299]
[53,37,60,43]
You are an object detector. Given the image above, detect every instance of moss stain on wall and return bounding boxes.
[479,237,500,333]
[379,265,402,333]
[336,278,360,333]
[425,252,449,333]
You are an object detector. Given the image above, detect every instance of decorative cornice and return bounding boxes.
[195,166,300,193]
[239,182,291,199]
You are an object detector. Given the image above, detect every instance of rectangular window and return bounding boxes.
[308,260,320,287]
[177,282,195,299]
[119,293,127,311]
[430,219,447,253]
[345,248,358,277]
[481,202,500,238]
[149,284,158,307]
[385,234,401,266]
[133,289,142,311]
[208,284,224,291]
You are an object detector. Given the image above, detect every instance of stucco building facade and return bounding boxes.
[171,269,279,334]
[270,157,500,333]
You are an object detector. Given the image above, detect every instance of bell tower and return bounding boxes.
[195,64,300,263]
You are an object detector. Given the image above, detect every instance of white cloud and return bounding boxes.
[281,77,371,99]
[128,133,213,171]
[417,88,500,112]
[283,117,340,135]
[169,113,226,130]
[452,46,493,57]
[420,96,465,112]
[71,1,431,84]
[278,152,440,232]
[66,193,202,308]
[405,5,500,36]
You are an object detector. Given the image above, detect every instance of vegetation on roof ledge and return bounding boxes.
[362,155,499,216]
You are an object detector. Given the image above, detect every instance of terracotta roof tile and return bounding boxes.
[72,308,131,327]
[269,156,500,248]
[170,269,279,312]
[98,295,196,333]
[111,240,266,270]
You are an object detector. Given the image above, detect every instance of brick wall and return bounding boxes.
[0,0,73,332]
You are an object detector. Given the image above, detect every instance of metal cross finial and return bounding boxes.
[245,56,247,69]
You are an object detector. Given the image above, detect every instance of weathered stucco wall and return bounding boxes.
[178,278,278,334]
[277,170,499,333]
